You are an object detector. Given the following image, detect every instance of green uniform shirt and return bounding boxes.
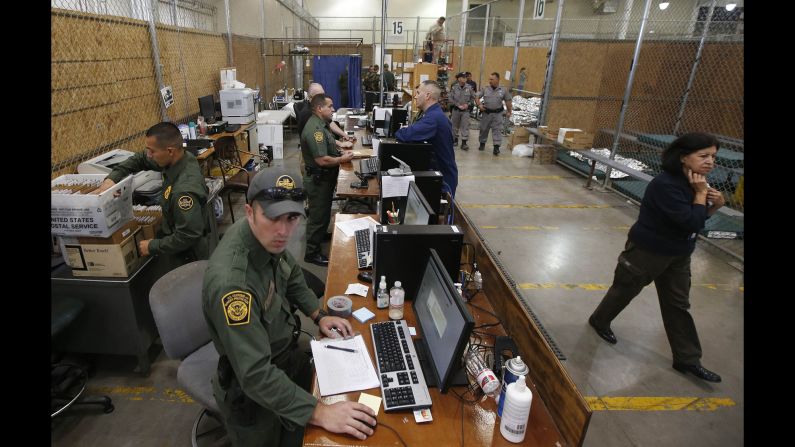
[300,115,340,171]
[383,70,396,91]
[203,218,320,429]
[108,150,209,259]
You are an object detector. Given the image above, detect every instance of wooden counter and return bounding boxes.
[302,214,578,446]
[336,128,380,199]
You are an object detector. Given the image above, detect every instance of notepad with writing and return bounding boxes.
[310,335,380,396]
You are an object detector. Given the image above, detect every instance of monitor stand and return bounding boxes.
[414,337,469,390]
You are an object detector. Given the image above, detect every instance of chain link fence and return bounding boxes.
[540,0,743,260]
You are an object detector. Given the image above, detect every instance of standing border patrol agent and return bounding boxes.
[203,169,377,446]
[301,94,354,266]
[449,72,475,151]
[477,72,513,155]
[92,121,210,270]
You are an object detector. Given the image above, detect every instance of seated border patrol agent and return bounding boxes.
[202,168,376,446]
[92,121,210,270]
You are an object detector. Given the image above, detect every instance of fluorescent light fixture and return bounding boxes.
[658,2,669,10]
[725,3,737,11]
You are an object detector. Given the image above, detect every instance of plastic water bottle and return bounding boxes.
[464,346,500,396]
[376,276,389,309]
[188,121,197,139]
[499,374,532,443]
[473,269,483,290]
[388,281,405,320]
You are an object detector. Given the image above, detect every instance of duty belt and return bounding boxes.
[483,107,504,114]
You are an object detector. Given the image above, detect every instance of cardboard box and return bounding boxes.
[51,174,134,238]
[557,128,583,144]
[533,145,557,164]
[562,132,594,150]
[59,221,144,278]
[133,210,163,240]
[508,129,531,150]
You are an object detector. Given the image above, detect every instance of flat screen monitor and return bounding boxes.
[383,109,392,137]
[400,181,435,225]
[378,142,433,172]
[389,108,408,137]
[413,249,475,393]
[198,94,217,124]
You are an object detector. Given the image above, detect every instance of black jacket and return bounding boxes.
[628,171,709,256]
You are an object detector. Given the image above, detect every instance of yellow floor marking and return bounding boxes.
[586,396,736,411]
[459,175,562,180]
[517,283,743,292]
[89,386,196,405]
[463,203,612,209]
[480,225,630,231]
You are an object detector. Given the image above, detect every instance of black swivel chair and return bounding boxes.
[51,296,114,418]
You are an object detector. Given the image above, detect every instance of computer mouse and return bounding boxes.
[357,271,373,283]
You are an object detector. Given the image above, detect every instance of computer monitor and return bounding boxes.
[413,249,475,393]
[378,142,434,171]
[389,108,408,137]
[198,94,217,124]
[400,181,436,225]
[383,109,392,137]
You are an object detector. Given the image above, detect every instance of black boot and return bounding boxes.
[478,142,485,151]
[493,145,500,155]
[453,137,458,146]
[461,140,469,151]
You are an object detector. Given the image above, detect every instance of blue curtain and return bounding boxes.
[312,55,362,109]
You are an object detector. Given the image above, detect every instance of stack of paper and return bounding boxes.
[310,335,380,396]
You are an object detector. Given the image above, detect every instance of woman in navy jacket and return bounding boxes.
[588,133,726,382]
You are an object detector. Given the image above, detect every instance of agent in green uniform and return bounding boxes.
[300,94,354,266]
[93,122,210,270]
[202,169,376,446]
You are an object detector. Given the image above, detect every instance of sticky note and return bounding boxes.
[358,392,382,416]
[352,307,375,323]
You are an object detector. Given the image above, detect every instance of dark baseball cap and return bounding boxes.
[246,169,306,219]
[456,72,466,79]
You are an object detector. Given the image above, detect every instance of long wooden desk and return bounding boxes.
[303,212,590,446]
[336,128,380,200]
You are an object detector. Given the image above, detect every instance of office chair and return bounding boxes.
[149,260,225,447]
[214,136,251,223]
[51,296,114,418]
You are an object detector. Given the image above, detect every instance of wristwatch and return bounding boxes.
[313,308,329,326]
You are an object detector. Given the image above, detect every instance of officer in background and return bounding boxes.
[383,63,396,92]
[92,121,210,270]
[477,72,513,155]
[300,94,354,266]
[203,168,377,446]
[449,72,475,151]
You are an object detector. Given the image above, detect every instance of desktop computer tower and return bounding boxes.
[372,225,463,300]
[377,171,443,223]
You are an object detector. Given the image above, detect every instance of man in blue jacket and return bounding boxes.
[395,80,458,197]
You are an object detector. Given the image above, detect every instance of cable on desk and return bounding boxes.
[377,422,408,447]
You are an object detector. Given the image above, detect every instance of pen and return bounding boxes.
[325,345,357,353]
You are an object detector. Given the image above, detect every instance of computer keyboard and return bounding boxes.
[370,320,432,412]
[354,228,371,269]
[360,134,373,146]
[358,157,379,176]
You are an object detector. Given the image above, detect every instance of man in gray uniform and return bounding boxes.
[449,72,475,151]
[477,72,513,155]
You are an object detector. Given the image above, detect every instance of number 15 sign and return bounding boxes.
[387,20,407,44]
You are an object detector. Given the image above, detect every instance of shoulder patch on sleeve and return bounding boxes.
[222,291,252,326]
[313,131,324,143]
[178,195,194,211]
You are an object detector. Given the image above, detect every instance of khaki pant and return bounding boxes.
[589,240,702,365]
[451,108,470,142]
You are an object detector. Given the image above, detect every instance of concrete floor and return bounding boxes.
[52,125,743,446]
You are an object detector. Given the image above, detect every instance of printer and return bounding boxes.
[220,88,256,125]
[77,149,163,194]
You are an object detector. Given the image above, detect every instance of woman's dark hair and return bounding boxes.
[660,132,720,176]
